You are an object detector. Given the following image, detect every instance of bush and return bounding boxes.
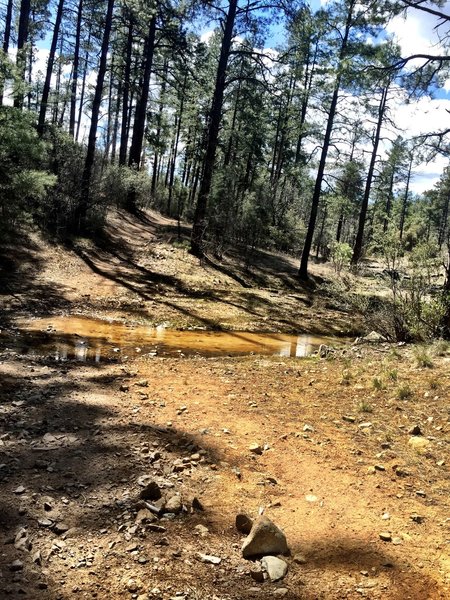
[0,107,56,229]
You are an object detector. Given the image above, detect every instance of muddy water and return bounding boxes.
[2,316,348,362]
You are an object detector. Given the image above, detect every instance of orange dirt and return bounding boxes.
[0,210,448,599]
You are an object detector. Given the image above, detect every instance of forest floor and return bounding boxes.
[0,209,449,600]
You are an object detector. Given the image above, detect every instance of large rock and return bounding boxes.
[242,516,289,559]
[261,556,288,581]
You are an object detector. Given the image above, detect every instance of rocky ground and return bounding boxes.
[0,210,449,599]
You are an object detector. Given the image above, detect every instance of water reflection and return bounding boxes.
[2,316,347,363]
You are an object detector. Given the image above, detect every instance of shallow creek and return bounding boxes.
[2,316,349,362]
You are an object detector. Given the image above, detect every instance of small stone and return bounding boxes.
[415,490,426,497]
[261,556,288,582]
[242,516,289,559]
[32,550,42,565]
[374,464,385,471]
[126,578,141,593]
[408,437,430,454]
[126,543,139,552]
[194,524,209,537]
[139,481,162,501]
[392,537,402,545]
[293,554,307,564]
[303,424,314,432]
[165,495,182,514]
[249,443,263,455]
[53,522,69,534]
[38,518,53,528]
[236,513,253,535]
[119,384,129,392]
[196,553,221,565]
[9,560,24,572]
[408,425,422,436]
[379,532,392,542]
[250,567,265,582]
[135,509,155,524]
[14,485,26,494]
[359,422,373,429]
[191,497,204,511]
[305,494,318,502]
[343,415,356,423]
[273,588,289,596]
[410,514,425,524]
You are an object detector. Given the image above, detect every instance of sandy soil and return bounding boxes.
[0,210,449,600]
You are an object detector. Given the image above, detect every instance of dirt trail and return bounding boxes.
[0,210,449,599]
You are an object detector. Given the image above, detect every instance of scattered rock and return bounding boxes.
[191,497,204,511]
[408,425,422,436]
[379,532,392,542]
[135,508,155,524]
[293,553,307,564]
[165,494,182,514]
[305,494,318,502]
[236,513,253,535]
[194,524,209,537]
[139,481,162,501]
[53,522,69,535]
[273,588,289,596]
[242,516,289,559]
[408,437,430,454]
[250,566,265,583]
[261,556,288,582]
[342,415,356,423]
[249,443,263,455]
[9,560,24,572]
[13,485,26,495]
[196,553,221,565]
[363,331,385,343]
[410,514,425,524]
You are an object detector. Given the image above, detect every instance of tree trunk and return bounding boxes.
[190,0,238,257]
[351,86,388,265]
[14,0,31,109]
[383,168,395,233]
[118,17,133,165]
[126,13,157,212]
[69,0,83,138]
[298,1,354,280]
[76,28,92,142]
[37,0,65,135]
[0,0,14,105]
[399,154,412,241]
[74,0,115,232]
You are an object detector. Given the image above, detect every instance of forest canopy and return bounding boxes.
[1,0,450,286]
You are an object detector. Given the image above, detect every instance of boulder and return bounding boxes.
[242,516,289,559]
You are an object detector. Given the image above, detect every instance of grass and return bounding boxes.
[372,376,385,391]
[397,384,413,400]
[386,368,398,381]
[414,346,434,369]
[431,339,450,356]
[359,400,373,413]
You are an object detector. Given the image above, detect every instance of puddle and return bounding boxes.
[1,316,349,362]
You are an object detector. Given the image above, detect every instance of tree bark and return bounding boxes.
[14,0,31,109]
[37,0,65,135]
[118,17,133,165]
[190,0,238,257]
[0,0,14,105]
[126,13,157,211]
[351,86,388,265]
[74,0,115,232]
[298,1,355,280]
[69,0,83,138]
